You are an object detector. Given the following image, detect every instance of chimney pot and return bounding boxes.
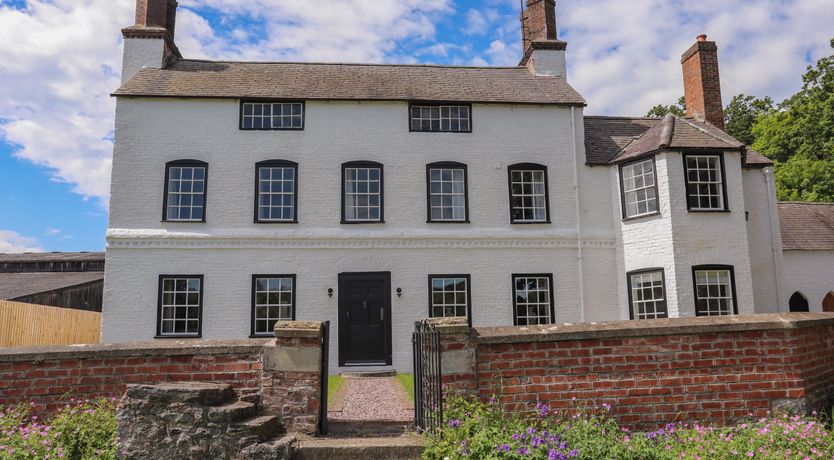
[697,34,708,42]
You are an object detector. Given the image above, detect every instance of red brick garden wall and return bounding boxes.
[435,313,834,430]
[0,340,265,415]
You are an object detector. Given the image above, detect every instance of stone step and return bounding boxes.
[293,435,424,460]
[207,400,257,423]
[326,419,412,437]
[340,370,397,378]
[125,382,235,406]
[230,415,282,442]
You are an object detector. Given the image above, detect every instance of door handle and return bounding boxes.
[380,308,384,321]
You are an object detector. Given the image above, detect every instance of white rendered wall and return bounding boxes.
[782,250,834,311]
[104,98,619,371]
[665,151,755,315]
[121,38,165,84]
[742,168,784,312]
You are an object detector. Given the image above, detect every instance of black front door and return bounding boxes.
[338,272,392,366]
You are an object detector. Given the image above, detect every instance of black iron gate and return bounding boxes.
[318,320,330,435]
[412,319,443,435]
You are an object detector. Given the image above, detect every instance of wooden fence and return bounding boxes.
[0,300,101,347]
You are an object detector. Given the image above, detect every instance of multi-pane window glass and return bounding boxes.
[510,169,548,222]
[166,165,206,221]
[429,168,467,222]
[410,105,471,132]
[159,277,201,336]
[253,277,294,335]
[430,277,469,318]
[694,269,735,316]
[344,166,382,222]
[257,165,296,222]
[514,275,553,326]
[685,156,724,210]
[622,159,658,218]
[629,271,668,320]
[241,102,304,129]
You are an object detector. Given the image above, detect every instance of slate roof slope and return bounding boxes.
[0,272,104,300]
[584,114,773,167]
[778,202,834,251]
[0,252,104,263]
[114,60,587,105]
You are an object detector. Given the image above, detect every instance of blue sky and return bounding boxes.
[1,0,833,253]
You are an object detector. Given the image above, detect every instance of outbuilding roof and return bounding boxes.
[114,59,587,106]
[779,202,834,251]
[0,272,104,301]
[584,114,773,167]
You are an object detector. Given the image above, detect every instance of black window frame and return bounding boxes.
[425,162,470,223]
[427,274,473,327]
[511,273,555,326]
[250,274,297,338]
[626,268,668,320]
[692,264,739,316]
[619,156,661,221]
[162,160,208,223]
[682,151,730,212]
[156,274,204,338]
[408,102,473,133]
[254,160,299,224]
[507,163,551,224]
[341,161,384,224]
[239,100,306,131]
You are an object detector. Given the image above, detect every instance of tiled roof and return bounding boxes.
[778,202,834,251]
[0,272,104,300]
[584,115,774,167]
[114,60,587,105]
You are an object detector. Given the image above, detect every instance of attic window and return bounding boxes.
[410,104,471,133]
[241,102,304,130]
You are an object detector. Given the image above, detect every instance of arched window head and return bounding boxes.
[823,292,834,313]
[789,292,809,313]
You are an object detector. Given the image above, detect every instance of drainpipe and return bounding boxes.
[570,106,586,322]
[763,167,784,311]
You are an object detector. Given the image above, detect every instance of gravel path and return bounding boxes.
[329,377,413,422]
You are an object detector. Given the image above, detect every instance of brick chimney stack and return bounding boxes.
[121,0,180,84]
[521,0,558,55]
[681,34,725,129]
[135,0,178,41]
[519,0,567,78]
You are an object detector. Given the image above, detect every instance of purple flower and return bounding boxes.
[448,419,461,428]
[498,444,512,452]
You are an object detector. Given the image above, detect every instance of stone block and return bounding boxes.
[263,345,321,373]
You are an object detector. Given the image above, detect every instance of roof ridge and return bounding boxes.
[778,201,834,206]
[659,114,675,148]
[677,116,743,147]
[175,58,525,71]
[584,116,662,120]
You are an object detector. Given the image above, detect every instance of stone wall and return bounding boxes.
[434,313,834,430]
[0,321,326,434]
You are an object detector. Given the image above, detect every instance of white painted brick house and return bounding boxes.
[103,0,831,371]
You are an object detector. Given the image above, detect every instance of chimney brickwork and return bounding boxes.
[681,34,725,129]
[521,0,558,55]
[134,0,178,39]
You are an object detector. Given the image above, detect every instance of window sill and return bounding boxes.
[249,335,276,339]
[341,220,385,225]
[254,220,299,224]
[426,220,471,224]
[154,335,202,339]
[510,221,552,225]
[239,128,305,132]
[622,211,661,222]
[687,209,731,213]
[161,220,207,223]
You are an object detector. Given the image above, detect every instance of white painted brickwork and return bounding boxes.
[783,251,834,311]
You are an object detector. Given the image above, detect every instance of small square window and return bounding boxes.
[158,276,202,337]
[684,155,726,211]
[628,270,668,320]
[693,266,736,316]
[513,275,554,325]
[252,276,295,336]
[429,275,471,322]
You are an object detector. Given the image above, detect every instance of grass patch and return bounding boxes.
[395,373,415,401]
[327,375,343,402]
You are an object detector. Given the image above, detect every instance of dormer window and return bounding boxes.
[620,158,659,219]
[240,101,304,130]
[409,104,471,133]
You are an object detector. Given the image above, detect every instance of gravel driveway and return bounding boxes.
[329,377,413,422]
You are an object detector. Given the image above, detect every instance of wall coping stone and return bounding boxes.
[474,313,834,345]
[0,339,269,363]
[274,321,323,339]
[426,317,470,334]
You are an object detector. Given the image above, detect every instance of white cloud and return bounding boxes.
[464,9,489,36]
[0,230,42,253]
[559,0,834,115]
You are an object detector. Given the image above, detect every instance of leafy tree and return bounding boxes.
[774,155,834,202]
[724,94,774,145]
[752,38,834,164]
[645,96,686,117]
